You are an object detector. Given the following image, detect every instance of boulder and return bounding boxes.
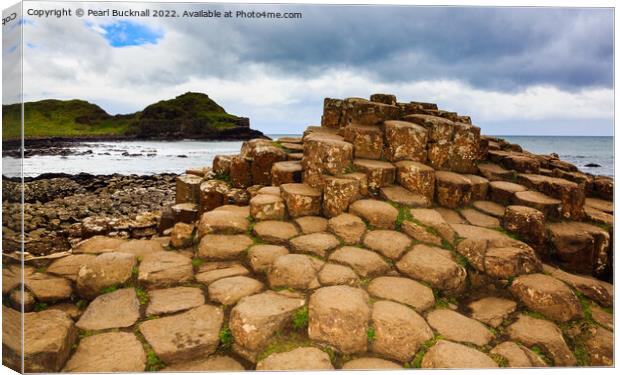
[229,291,305,356]
[139,305,223,364]
[353,159,396,194]
[171,203,199,223]
[250,144,287,185]
[256,347,334,370]
[591,305,613,331]
[543,264,613,307]
[510,273,583,322]
[76,288,140,330]
[367,276,434,312]
[247,244,289,273]
[394,160,435,200]
[318,263,359,286]
[363,230,412,259]
[294,216,328,234]
[435,171,473,208]
[467,297,517,327]
[583,326,613,366]
[138,251,193,288]
[370,93,397,105]
[250,194,286,221]
[290,232,340,257]
[146,286,205,316]
[483,247,542,279]
[280,183,322,217]
[176,174,203,204]
[63,332,145,372]
[426,309,494,346]
[396,245,467,291]
[198,234,254,259]
[76,252,136,299]
[302,137,353,188]
[212,155,233,175]
[197,209,248,235]
[401,220,443,246]
[546,221,610,276]
[24,272,73,303]
[229,155,252,188]
[10,289,35,312]
[208,276,264,305]
[268,254,324,289]
[343,124,384,159]
[252,220,299,244]
[329,246,390,277]
[271,160,303,186]
[322,176,359,217]
[421,340,498,368]
[507,314,576,366]
[327,213,366,245]
[349,199,398,229]
[308,285,371,354]
[371,300,433,362]
[383,120,428,162]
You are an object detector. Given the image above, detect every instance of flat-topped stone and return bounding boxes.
[253,220,299,244]
[342,357,402,369]
[483,246,542,279]
[427,309,494,346]
[163,356,245,371]
[394,160,435,200]
[343,124,384,160]
[367,276,435,312]
[170,222,194,248]
[198,234,254,259]
[280,183,322,217]
[138,251,193,288]
[318,263,359,286]
[507,314,576,366]
[543,264,613,307]
[435,171,473,208]
[472,200,506,218]
[591,306,613,331]
[349,199,398,229]
[513,190,561,218]
[63,332,146,372]
[421,340,498,368]
[383,120,428,162]
[327,213,366,244]
[379,185,431,207]
[329,246,390,277]
[584,205,613,227]
[250,194,286,221]
[435,207,467,224]
[585,197,613,213]
[489,181,528,205]
[76,252,136,299]
[76,288,140,330]
[353,159,396,194]
[371,300,433,362]
[490,341,548,368]
[195,262,249,285]
[309,285,371,354]
[468,297,517,327]
[503,205,546,246]
[464,174,489,200]
[546,221,610,276]
[294,216,328,234]
[198,209,249,235]
[268,254,324,289]
[208,276,264,305]
[117,239,165,257]
[146,286,205,316]
[460,208,500,228]
[24,272,73,303]
[73,235,126,254]
[139,304,223,364]
[516,174,585,219]
[290,232,340,257]
[510,273,583,322]
[256,347,334,370]
[247,244,289,273]
[411,208,456,244]
[396,244,466,291]
[302,136,353,187]
[477,162,514,181]
[363,229,412,259]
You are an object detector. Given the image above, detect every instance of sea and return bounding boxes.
[1,135,613,178]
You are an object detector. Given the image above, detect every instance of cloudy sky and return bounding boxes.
[4,1,614,135]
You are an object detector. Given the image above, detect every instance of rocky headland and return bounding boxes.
[2,94,614,372]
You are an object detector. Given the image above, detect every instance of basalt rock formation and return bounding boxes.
[2,94,613,372]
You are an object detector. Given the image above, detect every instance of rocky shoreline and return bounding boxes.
[2,94,614,372]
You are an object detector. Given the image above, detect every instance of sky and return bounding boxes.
[3,1,614,135]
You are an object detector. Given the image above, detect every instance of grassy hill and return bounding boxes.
[2,92,257,141]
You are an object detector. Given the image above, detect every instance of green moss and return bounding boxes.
[411,335,444,368]
[75,299,88,310]
[366,326,376,342]
[213,171,231,183]
[219,327,233,350]
[257,332,312,362]
[33,302,48,312]
[393,203,414,231]
[493,226,522,241]
[100,285,120,294]
[523,310,549,321]
[292,306,309,330]
[146,350,165,371]
[78,330,97,339]
[574,345,590,366]
[489,353,509,367]
[135,287,149,305]
[131,266,139,277]
[528,344,553,366]
[35,267,47,273]
[454,252,470,269]
[343,162,358,174]
[191,258,204,268]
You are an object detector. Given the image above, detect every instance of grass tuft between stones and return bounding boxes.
[292,306,309,330]
[366,326,376,342]
[135,287,149,305]
[218,327,233,350]
[411,335,444,368]
[489,353,508,367]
